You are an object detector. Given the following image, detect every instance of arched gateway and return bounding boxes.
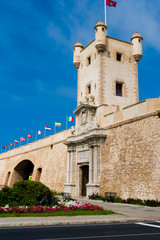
[10,160,34,186]
[64,104,106,197]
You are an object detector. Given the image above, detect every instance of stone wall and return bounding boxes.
[0,130,69,192]
[99,112,160,200]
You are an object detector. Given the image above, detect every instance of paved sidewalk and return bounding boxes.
[0,197,160,227]
[76,197,160,221]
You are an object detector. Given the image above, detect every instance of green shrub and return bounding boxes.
[125,198,144,205]
[88,193,102,200]
[0,180,54,207]
[144,199,160,207]
[51,190,62,196]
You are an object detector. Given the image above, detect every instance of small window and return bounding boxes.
[139,39,141,43]
[116,53,122,62]
[5,171,11,186]
[35,168,42,182]
[87,56,91,65]
[102,27,105,32]
[86,84,91,94]
[116,83,123,96]
[108,51,111,58]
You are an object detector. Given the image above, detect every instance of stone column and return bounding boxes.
[70,150,74,183]
[93,145,98,183]
[89,146,93,183]
[66,151,70,183]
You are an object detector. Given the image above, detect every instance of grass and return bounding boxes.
[0,209,115,218]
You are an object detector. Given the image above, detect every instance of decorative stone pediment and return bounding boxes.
[71,104,98,135]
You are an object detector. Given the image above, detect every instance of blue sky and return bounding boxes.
[0,0,160,150]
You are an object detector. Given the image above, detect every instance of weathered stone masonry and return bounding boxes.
[100,112,160,200]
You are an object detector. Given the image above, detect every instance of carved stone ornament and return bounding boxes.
[81,109,88,125]
[70,126,76,135]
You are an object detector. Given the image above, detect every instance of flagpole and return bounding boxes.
[104,0,107,26]
[35,131,37,141]
[66,117,67,130]
[54,125,56,134]
[44,127,45,138]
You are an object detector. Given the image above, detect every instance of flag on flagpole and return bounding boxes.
[55,122,61,127]
[2,146,5,149]
[5,145,8,148]
[20,137,25,141]
[14,140,19,144]
[9,143,13,147]
[106,0,117,7]
[38,130,42,135]
[28,134,32,138]
[66,116,74,122]
[45,126,51,130]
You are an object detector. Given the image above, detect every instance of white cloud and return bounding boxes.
[46,0,160,52]
[47,21,69,46]
[108,0,160,51]
[56,87,77,100]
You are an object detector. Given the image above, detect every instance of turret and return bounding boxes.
[131,32,143,62]
[73,41,84,69]
[94,20,107,52]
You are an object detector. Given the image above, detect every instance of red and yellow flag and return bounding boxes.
[28,134,32,138]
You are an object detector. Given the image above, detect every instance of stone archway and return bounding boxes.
[80,165,89,196]
[10,160,34,186]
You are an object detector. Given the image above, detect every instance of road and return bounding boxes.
[0,222,160,240]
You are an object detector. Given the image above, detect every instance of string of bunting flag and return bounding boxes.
[1,116,74,153]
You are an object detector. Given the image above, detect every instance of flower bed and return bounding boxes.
[0,201,103,214]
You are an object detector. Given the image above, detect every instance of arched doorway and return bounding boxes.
[80,165,89,196]
[11,160,34,186]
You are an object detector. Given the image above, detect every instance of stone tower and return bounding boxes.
[73,20,143,112]
[64,20,143,196]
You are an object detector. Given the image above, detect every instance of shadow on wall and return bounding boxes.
[9,160,34,187]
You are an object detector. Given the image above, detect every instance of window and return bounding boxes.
[35,168,42,182]
[86,84,91,94]
[5,171,11,186]
[87,56,91,65]
[116,53,122,62]
[116,83,123,96]
[102,27,105,32]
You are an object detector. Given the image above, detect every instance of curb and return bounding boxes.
[0,217,158,228]
[0,219,137,228]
